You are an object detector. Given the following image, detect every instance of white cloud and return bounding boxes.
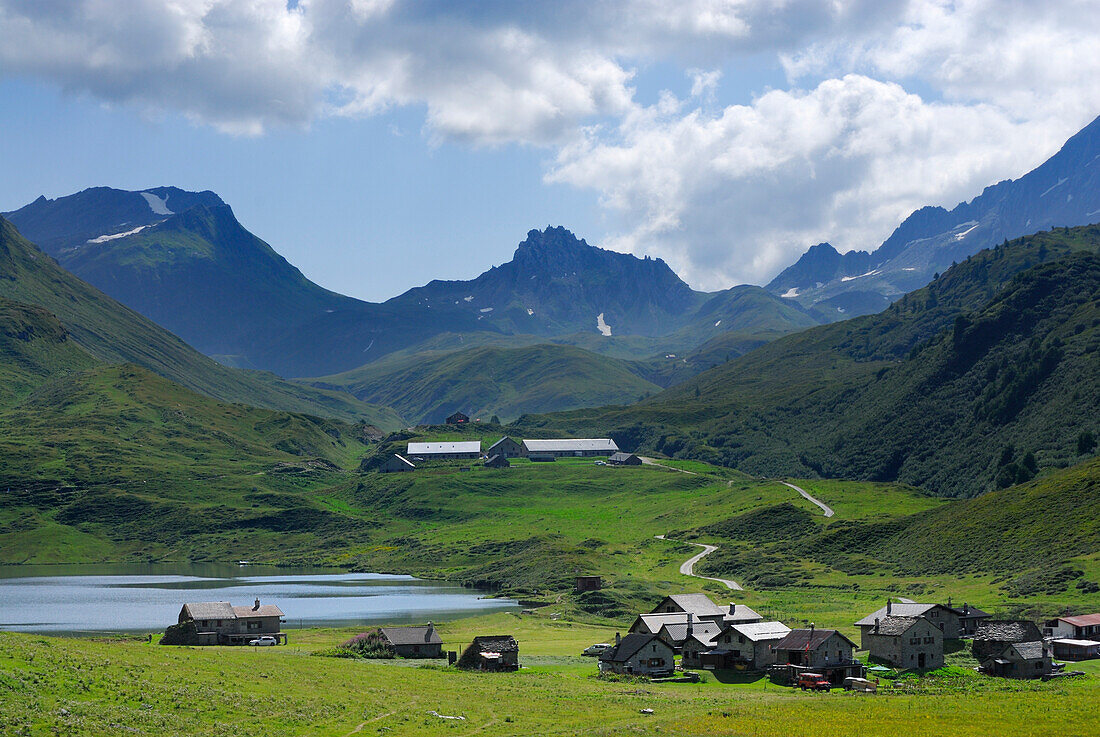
[1,1,1097,288]
[548,75,1066,289]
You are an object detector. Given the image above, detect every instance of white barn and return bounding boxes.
[406,441,482,460]
[521,438,619,457]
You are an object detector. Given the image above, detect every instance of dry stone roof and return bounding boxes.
[381,625,442,646]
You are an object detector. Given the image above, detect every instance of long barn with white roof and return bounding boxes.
[406,441,482,460]
[521,438,618,457]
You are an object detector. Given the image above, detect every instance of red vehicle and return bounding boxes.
[797,672,831,691]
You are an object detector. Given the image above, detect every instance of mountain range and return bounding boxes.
[768,114,1100,317]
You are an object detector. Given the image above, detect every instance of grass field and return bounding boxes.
[2,614,1098,737]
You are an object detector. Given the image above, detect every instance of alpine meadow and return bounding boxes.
[1,3,1099,737]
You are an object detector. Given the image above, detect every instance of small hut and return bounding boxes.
[446,411,470,425]
[484,454,510,469]
[379,454,416,473]
[457,635,519,671]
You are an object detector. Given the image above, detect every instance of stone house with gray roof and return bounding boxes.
[701,621,791,671]
[981,641,1053,679]
[656,617,723,653]
[598,633,675,677]
[863,615,944,670]
[650,594,728,623]
[854,601,961,646]
[379,623,443,658]
[972,620,1044,660]
[457,635,519,671]
[167,599,285,645]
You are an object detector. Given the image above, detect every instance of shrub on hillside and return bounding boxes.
[340,628,396,659]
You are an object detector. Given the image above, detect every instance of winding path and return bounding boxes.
[655,535,742,591]
[779,481,834,518]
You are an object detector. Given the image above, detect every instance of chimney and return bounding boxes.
[253,598,260,611]
[687,612,694,637]
[874,618,880,634]
[809,622,815,633]
[964,603,970,615]
[947,597,953,609]
[615,632,621,646]
[426,621,434,641]
[886,599,892,615]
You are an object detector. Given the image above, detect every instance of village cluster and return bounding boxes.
[164,588,1100,688]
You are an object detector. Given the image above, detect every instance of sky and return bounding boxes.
[1,1,1099,302]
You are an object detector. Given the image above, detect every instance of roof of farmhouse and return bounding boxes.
[407,441,482,454]
[522,438,618,452]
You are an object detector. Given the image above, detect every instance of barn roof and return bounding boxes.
[725,604,763,623]
[381,625,443,646]
[386,454,415,469]
[631,613,691,634]
[854,603,948,626]
[407,441,482,455]
[658,620,722,644]
[773,628,857,651]
[233,605,284,619]
[469,635,518,653]
[653,594,727,618]
[488,436,517,450]
[609,452,639,462]
[522,438,618,453]
[974,620,1043,642]
[1006,641,1047,660]
[182,602,235,620]
[727,621,791,642]
[1059,613,1100,627]
[865,616,924,637]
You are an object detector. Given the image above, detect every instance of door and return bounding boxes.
[918,652,926,668]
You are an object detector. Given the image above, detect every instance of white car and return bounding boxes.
[582,643,612,656]
[248,636,278,647]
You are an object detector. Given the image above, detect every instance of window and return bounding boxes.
[738,635,745,644]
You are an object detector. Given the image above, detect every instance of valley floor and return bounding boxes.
[2,614,1098,736]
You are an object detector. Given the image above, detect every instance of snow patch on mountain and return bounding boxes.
[781,287,800,298]
[140,192,173,215]
[1039,178,1067,198]
[954,222,979,240]
[596,312,612,336]
[841,269,881,282]
[87,225,148,244]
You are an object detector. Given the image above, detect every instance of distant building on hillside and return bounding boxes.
[575,576,603,593]
[379,624,443,658]
[488,436,523,458]
[379,454,415,473]
[521,438,619,457]
[406,441,482,460]
[446,412,470,425]
[609,452,642,466]
[863,615,944,670]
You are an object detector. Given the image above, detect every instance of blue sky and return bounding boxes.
[1,1,1098,301]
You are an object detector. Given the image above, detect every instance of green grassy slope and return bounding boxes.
[518,227,1100,497]
[0,216,401,428]
[310,343,662,423]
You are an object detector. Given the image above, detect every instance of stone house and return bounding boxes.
[863,615,944,670]
[379,624,443,658]
[167,599,285,646]
[981,641,1054,679]
[772,627,863,685]
[972,620,1044,660]
[702,621,791,671]
[649,594,728,623]
[656,616,722,653]
[598,633,675,677]
[379,454,415,473]
[680,631,719,669]
[445,412,469,425]
[483,454,510,468]
[608,452,642,466]
[457,635,519,671]
[488,436,523,458]
[950,602,992,636]
[854,601,961,646]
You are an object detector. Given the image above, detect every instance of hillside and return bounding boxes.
[517,226,1100,497]
[770,114,1100,315]
[0,216,401,427]
[311,342,662,424]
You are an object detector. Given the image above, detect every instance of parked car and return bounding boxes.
[583,643,612,656]
[248,636,278,647]
[797,672,831,691]
[594,461,607,466]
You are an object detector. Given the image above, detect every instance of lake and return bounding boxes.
[0,563,520,635]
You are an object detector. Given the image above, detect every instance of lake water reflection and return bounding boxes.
[0,563,519,634]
